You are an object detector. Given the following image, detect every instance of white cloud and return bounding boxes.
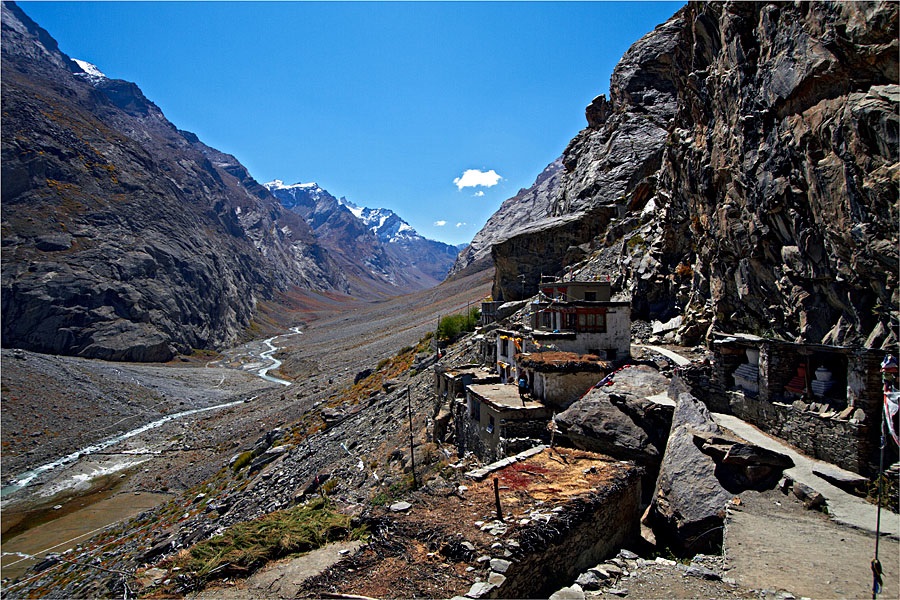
[434,220,447,227]
[456,222,467,228]
[474,191,485,197]
[453,169,502,190]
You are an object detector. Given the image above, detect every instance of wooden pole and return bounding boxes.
[493,477,503,521]
[407,387,418,490]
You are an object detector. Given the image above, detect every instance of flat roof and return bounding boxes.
[467,383,547,410]
[517,351,611,372]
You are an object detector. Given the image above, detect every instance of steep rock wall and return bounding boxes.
[1,2,347,361]
[492,1,898,349]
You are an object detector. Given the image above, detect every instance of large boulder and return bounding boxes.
[645,391,734,555]
[694,432,794,491]
[555,365,672,465]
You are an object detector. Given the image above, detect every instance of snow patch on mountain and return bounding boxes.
[73,58,106,84]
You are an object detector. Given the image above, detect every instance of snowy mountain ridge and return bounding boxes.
[263,179,461,291]
[265,180,422,244]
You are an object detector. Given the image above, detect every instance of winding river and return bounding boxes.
[1,326,303,500]
[253,326,303,386]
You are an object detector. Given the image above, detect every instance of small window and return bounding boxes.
[487,415,495,434]
[584,291,597,301]
[540,312,552,329]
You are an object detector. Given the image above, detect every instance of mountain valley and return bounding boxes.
[266,180,460,294]
[1,1,898,599]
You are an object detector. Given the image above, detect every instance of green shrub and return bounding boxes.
[231,451,254,473]
[437,307,481,341]
[370,491,390,506]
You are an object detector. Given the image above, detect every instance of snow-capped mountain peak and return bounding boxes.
[73,58,107,84]
[266,178,460,287]
[354,206,421,243]
[265,179,322,193]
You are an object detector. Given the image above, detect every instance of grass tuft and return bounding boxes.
[165,498,366,587]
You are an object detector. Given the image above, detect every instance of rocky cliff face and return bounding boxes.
[490,1,898,350]
[1,1,348,361]
[267,181,460,294]
[449,158,564,278]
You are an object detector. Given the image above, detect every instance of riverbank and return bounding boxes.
[1,350,277,480]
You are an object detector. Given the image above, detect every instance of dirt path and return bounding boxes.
[725,489,899,599]
[715,413,899,539]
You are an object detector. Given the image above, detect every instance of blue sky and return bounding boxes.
[19,1,682,246]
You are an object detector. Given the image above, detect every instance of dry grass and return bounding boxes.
[154,498,366,591]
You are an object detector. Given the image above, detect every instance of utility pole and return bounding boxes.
[407,387,418,489]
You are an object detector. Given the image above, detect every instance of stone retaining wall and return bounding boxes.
[727,391,873,474]
[491,467,642,598]
[705,334,893,475]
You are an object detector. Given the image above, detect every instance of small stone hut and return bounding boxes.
[706,331,894,474]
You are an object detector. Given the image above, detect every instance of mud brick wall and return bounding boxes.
[491,467,642,599]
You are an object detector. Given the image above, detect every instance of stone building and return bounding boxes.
[516,351,612,410]
[705,331,894,474]
[433,365,499,445]
[529,279,631,361]
[434,364,497,402]
[446,352,612,463]
[480,300,504,326]
[452,383,554,463]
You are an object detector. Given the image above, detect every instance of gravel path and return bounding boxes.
[715,412,899,539]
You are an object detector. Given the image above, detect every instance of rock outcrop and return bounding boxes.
[1,2,348,361]
[555,365,672,465]
[486,1,898,349]
[448,158,564,278]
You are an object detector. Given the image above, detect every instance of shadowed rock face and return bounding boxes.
[1,1,348,361]
[488,1,898,349]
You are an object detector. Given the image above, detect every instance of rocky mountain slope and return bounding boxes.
[449,158,564,278]
[2,1,459,362]
[485,1,898,350]
[266,181,460,293]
